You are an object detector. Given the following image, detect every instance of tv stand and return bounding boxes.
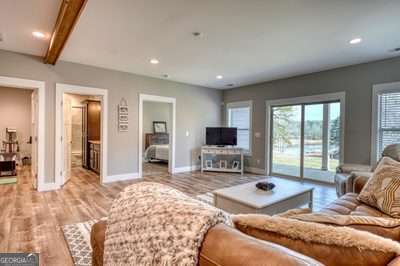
[201,146,244,175]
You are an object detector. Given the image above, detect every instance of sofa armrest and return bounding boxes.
[353,174,371,194]
[336,163,372,174]
[200,223,323,266]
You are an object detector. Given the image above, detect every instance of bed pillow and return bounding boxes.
[232,214,400,266]
[358,164,400,218]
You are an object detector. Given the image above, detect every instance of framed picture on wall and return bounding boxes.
[153,121,167,133]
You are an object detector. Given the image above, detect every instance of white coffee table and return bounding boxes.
[213,177,313,215]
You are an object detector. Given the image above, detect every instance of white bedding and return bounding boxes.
[144,144,169,161]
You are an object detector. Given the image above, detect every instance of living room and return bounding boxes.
[1,1,400,265]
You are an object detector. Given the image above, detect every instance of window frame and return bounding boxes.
[265,92,346,177]
[226,100,253,155]
[371,81,400,165]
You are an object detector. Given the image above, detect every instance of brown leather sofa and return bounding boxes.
[90,176,400,266]
[91,221,322,266]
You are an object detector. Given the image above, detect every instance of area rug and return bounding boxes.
[196,192,215,206]
[62,219,100,266]
[0,177,17,185]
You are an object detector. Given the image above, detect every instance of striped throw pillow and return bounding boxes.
[358,165,400,218]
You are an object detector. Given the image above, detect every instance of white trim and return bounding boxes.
[103,172,139,183]
[37,182,60,192]
[55,83,108,186]
[0,76,46,191]
[173,165,200,173]
[265,92,346,175]
[244,167,266,175]
[371,81,400,165]
[138,94,176,178]
[226,100,253,155]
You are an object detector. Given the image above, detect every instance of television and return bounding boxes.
[206,127,237,146]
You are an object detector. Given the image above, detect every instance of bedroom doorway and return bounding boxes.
[138,94,176,178]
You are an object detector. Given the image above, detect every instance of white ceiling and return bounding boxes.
[0,0,61,56]
[1,1,400,89]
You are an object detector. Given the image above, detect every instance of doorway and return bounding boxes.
[0,76,45,191]
[55,84,108,186]
[138,94,176,178]
[266,93,345,183]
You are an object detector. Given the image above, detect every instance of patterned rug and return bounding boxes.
[196,192,215,206]
[62,219,99,266]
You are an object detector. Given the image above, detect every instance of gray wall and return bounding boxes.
[223,56,400,169]
[0,50,222,183]
[0,86,32,157]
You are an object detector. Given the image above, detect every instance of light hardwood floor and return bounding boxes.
[0,165,336,265]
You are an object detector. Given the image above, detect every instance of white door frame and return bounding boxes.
[265,92,346,176]
[0,76,46,191]
[55,83,108,185]
[138,94,176,178]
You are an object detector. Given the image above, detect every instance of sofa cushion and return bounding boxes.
[291,212,400,241]
[232,214,400,266]
[358,164,400,218]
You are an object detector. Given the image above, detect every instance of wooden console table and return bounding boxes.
[201,146,244,175]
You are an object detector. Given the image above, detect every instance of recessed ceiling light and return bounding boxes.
[150,58,159,64]
[349,38,362,44]
[216,75,223,80]
[32,31,46,39]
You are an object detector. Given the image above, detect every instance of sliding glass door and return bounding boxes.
[271,105,302,177]
[270,101,341,183]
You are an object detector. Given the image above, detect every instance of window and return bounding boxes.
[373,83,400,162]
[226,101,252,153]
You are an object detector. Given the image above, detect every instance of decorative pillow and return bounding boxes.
[232,214,400,266]
[375,156,400,172]
[358,165,400,218]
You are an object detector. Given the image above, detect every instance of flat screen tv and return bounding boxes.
[206,127,237,146]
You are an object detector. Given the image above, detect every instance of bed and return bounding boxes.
[144,133,169,162]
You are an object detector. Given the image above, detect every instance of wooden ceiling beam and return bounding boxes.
[44,0,87,65]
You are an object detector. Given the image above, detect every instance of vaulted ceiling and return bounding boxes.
[1,0,399,89]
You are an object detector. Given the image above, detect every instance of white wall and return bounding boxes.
[0,86,32,158]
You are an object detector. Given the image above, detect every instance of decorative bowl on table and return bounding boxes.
[256,181,275,191]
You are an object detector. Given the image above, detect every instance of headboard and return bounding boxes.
[145,133,169,149]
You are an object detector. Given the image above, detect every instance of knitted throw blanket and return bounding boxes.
[103,182,230,266]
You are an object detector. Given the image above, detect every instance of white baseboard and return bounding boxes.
[245,167,266,175]
[173,165,200,173]
[38,182,60,192]
[103,172,140,183]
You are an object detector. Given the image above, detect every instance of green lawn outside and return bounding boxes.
[273,153,338,172]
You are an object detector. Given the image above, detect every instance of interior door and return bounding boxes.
[31,90,38,189]
[63,97,72,183]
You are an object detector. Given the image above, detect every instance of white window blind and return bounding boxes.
[227,101,252,152]
[377,92,400,157]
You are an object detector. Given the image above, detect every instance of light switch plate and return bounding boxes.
[185,131,190,137]
[254,132,261,138]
